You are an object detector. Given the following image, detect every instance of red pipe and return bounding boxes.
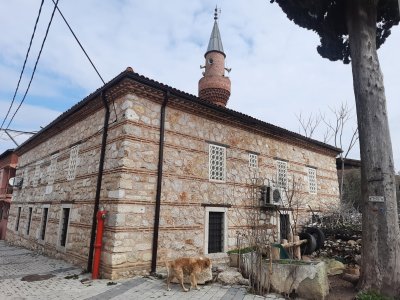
[92,209,107,279]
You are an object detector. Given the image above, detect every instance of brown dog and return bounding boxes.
[165,257,211,292]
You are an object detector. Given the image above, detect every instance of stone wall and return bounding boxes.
[107,92,339,278]
[6,95,127,271]
[7,87,339,279]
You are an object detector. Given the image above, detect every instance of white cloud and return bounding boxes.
[0,0,399,170]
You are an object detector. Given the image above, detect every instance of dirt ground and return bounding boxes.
[326,275,357,300]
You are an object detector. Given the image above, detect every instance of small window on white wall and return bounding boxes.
[308,167,317,194]
[249,153,258,169]
[67,145,80,180]
[209,144,226,182]
[276,160,288,190]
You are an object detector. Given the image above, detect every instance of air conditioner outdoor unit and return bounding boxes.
[260,185,271,206]
[9,177,23,188]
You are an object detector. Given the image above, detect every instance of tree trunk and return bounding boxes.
[346,0,400,297]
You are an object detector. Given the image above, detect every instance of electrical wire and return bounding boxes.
[4,0,60,132]
[0,0,45,136]
[51,0,104,85]
[50,0,118,122]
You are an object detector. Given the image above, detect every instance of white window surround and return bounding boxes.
[249,153,258,169]
[38,204,50,244]
[67,145,80,181]
[276,160,288,190]
[209,144,226,182]
[57,204,72,252]
[308,167,317,194]
[204,206,228,255]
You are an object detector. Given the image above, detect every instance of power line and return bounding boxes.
[4,0,60,132]
[0,128,37,135]
[0,0,45,136]
[51,0,105,85]
[50,0,118,120]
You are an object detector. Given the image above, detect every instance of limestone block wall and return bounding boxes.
[6,87,339,280]
[6,96,128,270]
[108,91,339,278]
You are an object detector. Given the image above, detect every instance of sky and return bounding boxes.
[0,0,399,171]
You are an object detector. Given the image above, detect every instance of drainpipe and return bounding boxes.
[151,91,169,274]
[88,91,110,272]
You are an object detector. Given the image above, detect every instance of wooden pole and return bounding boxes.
[294,235,301,260]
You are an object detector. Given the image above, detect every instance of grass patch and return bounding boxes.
[272,259,313,265]
[227,247,255,254]
[356,291,393,300]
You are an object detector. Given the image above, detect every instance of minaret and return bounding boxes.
[198,7,231,107]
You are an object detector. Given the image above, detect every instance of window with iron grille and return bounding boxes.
[280,213,290,241]
[209,144,226,182]
[26,207,33,235]
[48,154,59,184]
[308,167,317,194]
[32,164,40,187]
[59,207,70,247]
[67,145,80,180]
[276,160,288,190]
[15,207,21,231]
[249,153,258,169]
[208,212,224,253]
[40,207,49,241]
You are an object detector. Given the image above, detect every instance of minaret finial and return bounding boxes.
[214,6,219,21]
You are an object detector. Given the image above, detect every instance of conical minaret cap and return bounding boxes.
[205,20,225,57]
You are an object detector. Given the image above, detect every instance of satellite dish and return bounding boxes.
[9,177,23,188]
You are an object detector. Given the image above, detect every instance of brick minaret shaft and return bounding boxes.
[198,8,231,107]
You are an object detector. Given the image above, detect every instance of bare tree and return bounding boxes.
[298,102,359,203]
[322,103,359,203]
[296,112,322,139]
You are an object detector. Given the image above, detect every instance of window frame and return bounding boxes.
[204,206,228,255]
[39,205,50,243]
[248,153,258,169]
[57,204,72,251]
[48,154,59,185]
[276,160,288,190]
[26,206,33,236]
[15,206,22,232]
[308,167,317,194]
[67,145,80,181]
[208,144,226,182]
[32,163,41,187]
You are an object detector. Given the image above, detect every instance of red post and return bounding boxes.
[92,209,107,279]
